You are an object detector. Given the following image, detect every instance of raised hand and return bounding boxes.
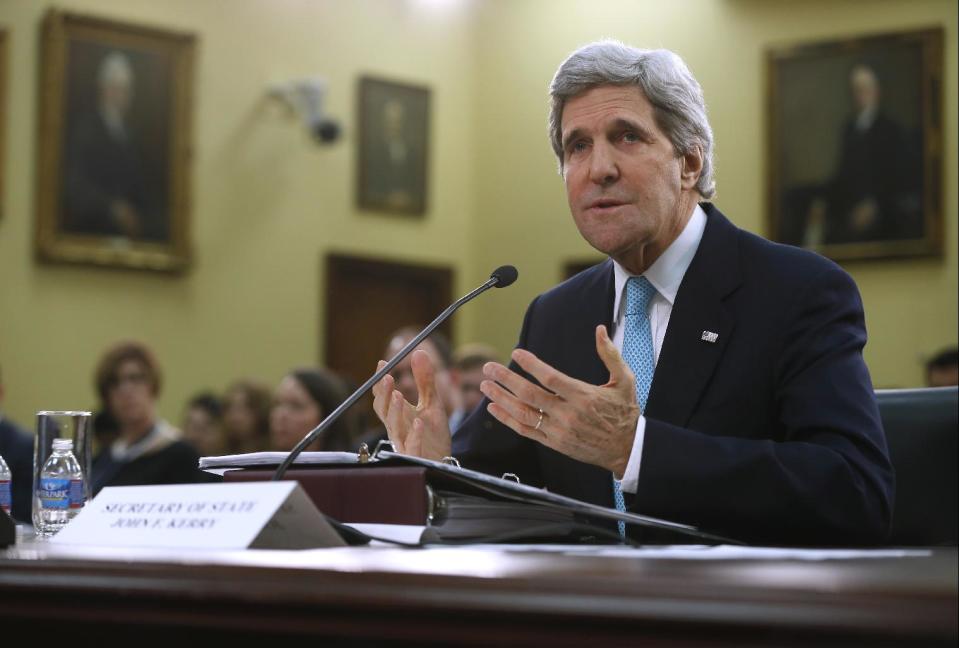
[479,325,639,477]
[371,350,452,460]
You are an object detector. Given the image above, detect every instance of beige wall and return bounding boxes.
[0,0,955,428]
[0,0,479,426]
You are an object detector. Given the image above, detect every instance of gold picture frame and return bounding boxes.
[766,28,943,262]
[35,11,195,272]
[356,76,430,216]
[0,28,8,221]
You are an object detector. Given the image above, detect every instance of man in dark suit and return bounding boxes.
[372,41,893,546]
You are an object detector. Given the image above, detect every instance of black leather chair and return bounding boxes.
[876,387,958,546]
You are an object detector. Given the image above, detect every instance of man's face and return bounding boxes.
[850,67,879,113]
[561,84,694,273]
[102,79,132,116]
[455,365,486,413]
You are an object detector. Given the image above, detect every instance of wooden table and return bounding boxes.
[1,537,955,646]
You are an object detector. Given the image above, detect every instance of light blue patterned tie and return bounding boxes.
[613,276,657,538]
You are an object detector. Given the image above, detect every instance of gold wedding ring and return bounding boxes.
[534,408,545,431]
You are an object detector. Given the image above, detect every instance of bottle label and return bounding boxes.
[39,477,71,510]
[0,480,11,513]
[69,479,85,509]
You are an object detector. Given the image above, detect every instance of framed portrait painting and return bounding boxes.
[356,76,430,216]
[35,11,195,272]
[766,28,943,262]
[0,28,7,221]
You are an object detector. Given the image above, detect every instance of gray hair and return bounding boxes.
[548,40,715,199]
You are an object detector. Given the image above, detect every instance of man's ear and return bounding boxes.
[680,146,704,190]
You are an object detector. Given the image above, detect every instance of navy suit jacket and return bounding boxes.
[453,204,894,546]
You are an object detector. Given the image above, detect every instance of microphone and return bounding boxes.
[272,265,518,480]
[490,264,518,288]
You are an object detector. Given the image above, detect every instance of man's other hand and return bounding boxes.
[372,350,452,461]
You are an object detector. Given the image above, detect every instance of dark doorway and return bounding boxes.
[324,254,454,440]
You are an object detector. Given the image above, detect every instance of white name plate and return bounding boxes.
[51,482,346,550]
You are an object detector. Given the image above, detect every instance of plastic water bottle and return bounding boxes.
[0,454,11,517]
[37,438,85,535]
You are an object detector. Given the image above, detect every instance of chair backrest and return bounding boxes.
[876,387,958,546]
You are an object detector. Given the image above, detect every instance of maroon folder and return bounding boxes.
[223,466,429,525]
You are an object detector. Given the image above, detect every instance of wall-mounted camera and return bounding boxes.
[269,77,342,145]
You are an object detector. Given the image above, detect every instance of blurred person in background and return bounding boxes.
[181,391,224,457]
[451,343,501,416]
[926,348,959,388]
[91,341,205,494]
[221,379,272,454]
[358,326,464,451]
[0,364,34,523]
[270,368,358,453]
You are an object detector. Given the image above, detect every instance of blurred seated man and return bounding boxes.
[926,348,959,388]
[91,341,205,494]
[451,343,501,415]
[0,364,34,523]
[181,391,225,457]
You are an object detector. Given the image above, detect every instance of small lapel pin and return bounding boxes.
[701,330,719,343]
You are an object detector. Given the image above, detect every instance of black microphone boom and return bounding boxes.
[272,265,518,480]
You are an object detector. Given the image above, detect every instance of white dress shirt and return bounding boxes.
[612,204,707,493]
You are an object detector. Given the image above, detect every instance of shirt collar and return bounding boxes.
[612,203,708,319]
[110,422,168,462]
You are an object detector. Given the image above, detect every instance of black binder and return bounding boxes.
[379,452,739,545]
[202,449,740,546]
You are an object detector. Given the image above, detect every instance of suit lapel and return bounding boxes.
[645,204,742,428]
[539,261,616,507]
[563,259,615,386]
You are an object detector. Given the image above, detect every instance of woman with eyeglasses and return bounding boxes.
[90,340,207,495]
